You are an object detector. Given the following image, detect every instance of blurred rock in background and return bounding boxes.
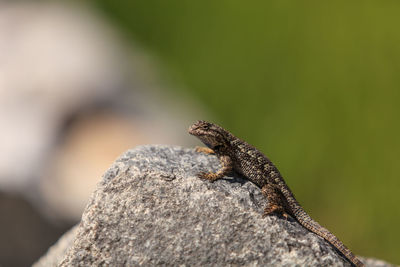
[0,2,204,266]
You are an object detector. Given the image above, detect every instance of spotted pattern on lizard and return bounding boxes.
[189,120,364,267]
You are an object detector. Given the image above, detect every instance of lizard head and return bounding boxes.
[188,120,229,151]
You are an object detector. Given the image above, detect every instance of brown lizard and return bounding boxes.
[188,120,364,267]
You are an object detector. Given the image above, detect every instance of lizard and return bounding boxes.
[188,120,364,267]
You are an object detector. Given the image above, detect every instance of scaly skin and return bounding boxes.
[189,120,364,267]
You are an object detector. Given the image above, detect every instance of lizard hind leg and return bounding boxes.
[261,184,290,219]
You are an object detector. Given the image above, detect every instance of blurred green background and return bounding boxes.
[93,1,400,263]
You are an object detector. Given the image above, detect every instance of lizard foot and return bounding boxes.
[263,205,289,219]
[195,146,215,154]
[197,172,219,182]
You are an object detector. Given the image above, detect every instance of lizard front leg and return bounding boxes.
[261,183,289,218]
[198,155,233,182]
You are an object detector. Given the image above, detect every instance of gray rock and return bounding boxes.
[33,225,78,267]
[34,145,394,266]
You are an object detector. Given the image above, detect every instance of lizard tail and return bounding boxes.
[294,208,364,267]
[278,182,364,267]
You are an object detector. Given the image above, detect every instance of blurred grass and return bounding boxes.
[93,1,400,263]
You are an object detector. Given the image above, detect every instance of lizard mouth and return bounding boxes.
[188,125,196,135]
[188,127,208,137]
[188,124,202,136]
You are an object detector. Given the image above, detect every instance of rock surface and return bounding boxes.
[34,145,394,266]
